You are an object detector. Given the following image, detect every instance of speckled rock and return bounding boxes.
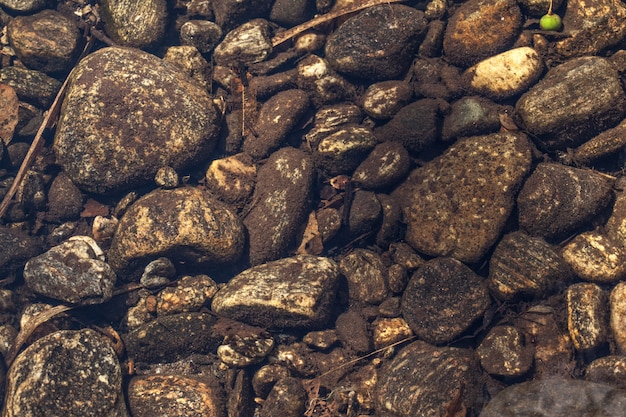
[258,377,306,417]
[243,147,314,265]
[586,356,626,389]
[0,66,62,108]
[217,331,274,367]
[352,141,410,191]
[4,329,128,417]
[128,374,224,417]
[346,189,382,238]
[314,125,378,175]
[443,0,523,67]
[517,163,614,240]
[156,275,218,316]
[479,378,626,417]
[361,80,413,120]
[339,249,388,305]
[0,225,41,279]
[204,153,257,208]
[562,231,626,283]
[393,132,532,263]
[0,0,47,12]
[296,54,355,105]
[515,56,626,150]
[401,257,490,344]
[179,20,223,54]
[477,326,534,377]
[325,4,427,80]
[489,231,573,300]
[377,341,482,416]
[46,171,84,222]
[566,283,608,353]
[610,282,626,354]
[107,187,244,276]
[54,46,221,194]
[441,96,507,142]
[213,19,272,66]
[211,255,340,329]
[23,236,116,305]
[7,9,81,74]
[100,0,167,50]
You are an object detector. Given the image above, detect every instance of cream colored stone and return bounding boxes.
[562,231,626,283]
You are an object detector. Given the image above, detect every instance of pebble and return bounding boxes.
[218,332,275,367]
[586,355,626,389]
[314,125,377,175]
[335,310,371,354]
[252,363,291,398]
[393,132,532,263]
[0,66,61,108]
[477,325,534,377]
[179,20,223,53]
[4,329,127,417]
[346,189,382,238]
[479,378,626,416]
[7,9,81,74]
[211,255,340,329]
[441,95,506,142]
[23,236,116,305]
[325,4,427,80]
[352,141,410,191]
[243,147,314,265]
[100,0,167,49]
[517,163,614,240]
[610,282,626,354]
[561,231,626,283]
[107,186,244,276]
[204,153,257,208]
[401,257,490,344]
[46,171,84,222]
[296,54,355,105]
[0,225,41,278]
[361,80,413,120]
[156,274,218,316]
[139,257,175,288]
[270,0,313,26]
[0,0,47,12]
[258,377,307,417]
[566,282,608,353]
[213,19,273,66]
[372,317,413,350]
[54,46,221,194]
[516,56,626,150]
[339,248,388,305]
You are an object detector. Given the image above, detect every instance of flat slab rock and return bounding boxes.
[54,46,221,194]
[211,255,339,329]
[393,132,532,263]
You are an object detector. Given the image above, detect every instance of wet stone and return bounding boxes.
[270,0,313,26]
[107,186,244,276]
[347,190,381,238]
[162,45,211,91]
[372,317,413,350]
[100,0,167,50]
[375,193,403,248]
[296,54,355,106]
[211,255,339,329]
[610,282,626,354]
[46,171,84,222]
[139,257,175,289]
[339,249,388,305]
[204,153,256,209]
[156,275,218,316]
[243,147,314,265]
[0,0,47,12]
[352,141,410,191]
[361,80,413,120]
[325,4,427,80]
[443,0,523,67]
[314,125,378,175]
[303,329,338,350]
[23,236,116,305]
[441,96,507,142]
[252,363,291,398]
[376,341,481,416]
[586,356,626,390]
[212,0,273,32]
[0,225,41,278]
[54,46,221,194]
[213,19,272,66]
[393,132,532,263]
[0,66,62,108]
[517,163,614,240]
[128,374,224,417]
[566,282,608,353]
[401,257,490,344]
[515,56,626,151]
[561,231,626,283]
[489,231,573,300]
[179,20,223,54]
[4,329,127,417]
[335,310,371,354]
[217,332,274,367]
[412,58,463,101]
[7,9,81,74]
[477,326,534,378]
[259,377,307,417]
[479,378,626,417]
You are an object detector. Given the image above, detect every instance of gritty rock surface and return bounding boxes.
[100,0,167,50]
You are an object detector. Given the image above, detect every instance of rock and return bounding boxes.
[252,364,291,398]
[393,132,532,263]
[401,257,490,344]
[372,317,413,349]
[211,255,339,329]
[4,329,128,417]
[243,147,314,265]
[153,166,179,188]
[179,20,223,54]
[339,249,388,305]
[335,310,371,354]
[162,45,211,90]
[325,4,427,80]
[517,163,614,240]
[46,172,84,222]
[569,118,626,165]
[303,329,338,350]
[352,141,410,191]
[259,377,306,417]
[217,332,275,367]
[108,186,243,275]
[586,356,626,389]
[515,56,626,150]
[606,177,626,247]
[561,231,626,283]
[128,375,224,417]
[270,0,313,26]
[517,0,563,16]
[23,236,116,305]
[54,46,221,194]
[462,47,543,101]
[205,153,257,209]
[100,0,167,49]
[156,275,218,316]
[213,19,272,66]
[314,125,377,175]
[0,0,47,12]
[0,225,41,279]
[479,378,626,417]
[566,283,608,353]
[443,0,522,67]
[346,190,381,237]
[7,9,81,74]
[0,66,62,108]
[441,96,507,142]
[140,257,175,288]
[242,89,310,159]
[477,326,534,377]
[375,193,403,248]
[361,81,413,120]
[212,0,273,32]
[489,231,573,300]
[412,58,463,101]
[123,312,221,363]
[610,282,626,354]
[377,341,481,416]
[296,54,355,106]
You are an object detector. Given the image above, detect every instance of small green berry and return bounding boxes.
[540,12,562,31]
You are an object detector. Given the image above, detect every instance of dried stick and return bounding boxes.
[271,0,405,47]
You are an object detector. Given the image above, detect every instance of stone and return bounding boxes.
[441,96,507,142]
[0,0,47,12]
[352,141,410,191]
[517,163,614,240]
[211,255,340,329]
[335,310,371,354]
[372,317,413,350]
[477,326,534,377]
[162,45,211,90]
[562,231,626,283]
[243,147,314,265]
[586,356,626,390]
[179,20,223,53]
[296,54,355,106]
[0,66,62,108]
[270,0,313,26]
[346,190,381,237]
[443,0,523,67]
[566,283,608,352]
[412,58,463,101]
[54,46,221,194]
[252,364,291,398]
[515,56,626,150]
[213,19,272,66]
[107,186,244,276]
[46,172,84,222]
[479,378,626,416]
[314,125,377,175]
[156,275,218,316]
[4,329,128,417]
[0,225,41,280]
[325,4,427,80]
[610,282,626,354]
[218,332,275,367]
[100,0,167,50]
[361,80,413,119]
[212,0,273,32]
[258,377,306,417]
[339,249,388,305]
[205,153,257,209]
[23,236,116,305]
[7,9,81,74]
[401,257,490,344]
[393,132,532,263]
[570,118,626,165]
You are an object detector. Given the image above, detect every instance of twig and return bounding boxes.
[271,0,406,47]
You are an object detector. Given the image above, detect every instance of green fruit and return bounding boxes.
[540,13,562,31]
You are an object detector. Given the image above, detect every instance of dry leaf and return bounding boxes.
[0,83,19,145]
[297,211,324,255]
[81,198,110,217]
